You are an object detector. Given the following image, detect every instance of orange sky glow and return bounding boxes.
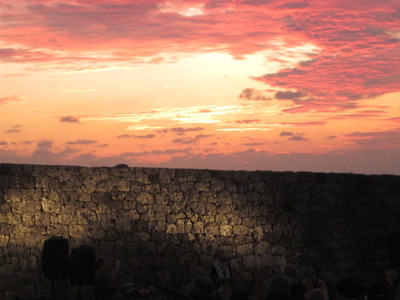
[1,0,400,174]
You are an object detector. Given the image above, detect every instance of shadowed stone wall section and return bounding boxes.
[0,163,400,299]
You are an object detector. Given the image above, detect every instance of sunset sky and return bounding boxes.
[1,0,400,174]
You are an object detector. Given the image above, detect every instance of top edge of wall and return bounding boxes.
[0,162,398,178]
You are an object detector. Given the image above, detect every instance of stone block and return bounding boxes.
[137,192,153,204]
[24,233,41,247]
[46,224,69,236]
[117,179,130,191]
[0,263,15,276]
[7,176,21,188]
[57,213,76,225]
[134,169,149,184]
[134,232,150,242]
[242,217,257,227]
[115,216,132,233]
[254,241,270,255]
[233,225,250,235]
[0,223,15,235]
[34,213,50,226]
[211,178,225,192]
[0,235,10,247]
[235,235,253,245]
[166,213,185,224]
[78,209,98,225]
[0,175,8,188]
[237,243,254,256]
[166,224,178,234]
[78,192,91,202]
[180,252,197,266]
[68,224,87,239]
[220,225,232,236]
[41,198,61,213]
[92,192,107,202]
[243,255,260,270]
[215,214,228,226]
[230,257,245,274]
[217,204,232,215]
[6,213,21,225]
[180,182,195,191]
[159,169,171,183]
[176,219,192,234]
[204,223,219,236]
[105,228,118,240]
[195,182,210,192]
[192,221,204,234]
[4,189,22,203]
[272,245,287,256]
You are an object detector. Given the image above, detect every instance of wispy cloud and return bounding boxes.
[61,88,95,93]
[59,116,80,123]
[236,119,261,124]
[85,105,245,128]
[279,131,308,141]
[172,134,212,145]
[116,134,155,139]
[343,129,400,148]
[0,96,21,105]
[37,140,53,149]
[4,124,23,133]
[239,88,272,101]
[169,127,205,135]
[66,139,97,145]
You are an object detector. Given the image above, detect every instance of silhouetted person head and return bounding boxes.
[367,282,387,300]
[310,288,325,300]
[291,281,306,300]
[189,276,216,300]
[267,275,291,299]
[385,269,398,286]
[96,258,105,270]
[336,277,361,300]
[215,249,228,263]
[231,289,249,300]
[310,265,321,283]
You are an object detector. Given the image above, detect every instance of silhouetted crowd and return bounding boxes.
[187,262,400,300]
[93,252,400,300]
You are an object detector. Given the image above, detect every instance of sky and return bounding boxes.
[1,0,400,175]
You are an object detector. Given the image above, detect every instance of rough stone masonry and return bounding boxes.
[0,163,400,299]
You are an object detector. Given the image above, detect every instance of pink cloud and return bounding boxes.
[343,129,400,148]
[253,4,400,110]
[0,0,398,113]
[0,96,21,105]
[0,1,287,64]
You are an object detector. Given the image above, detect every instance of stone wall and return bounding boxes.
[0,163,400,299]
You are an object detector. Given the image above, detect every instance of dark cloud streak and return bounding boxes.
[60,116,80,123]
